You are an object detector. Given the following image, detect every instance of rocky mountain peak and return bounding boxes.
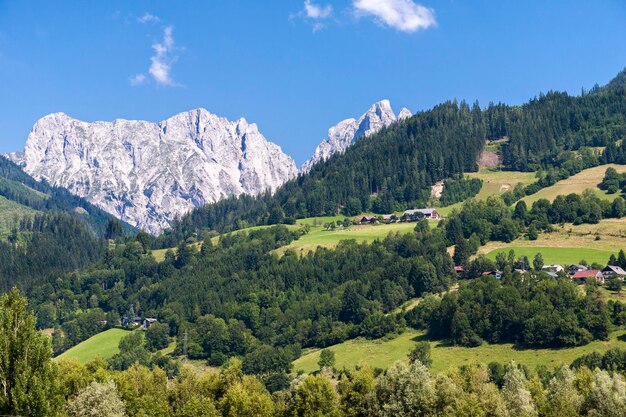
[11,109,297,234]
[300,99,408,172]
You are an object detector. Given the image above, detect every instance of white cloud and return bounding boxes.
[148,26,179,86]
[353,0,436,32]
[304,0,333,19]
[138,13,160,24]
[129,74,147,86]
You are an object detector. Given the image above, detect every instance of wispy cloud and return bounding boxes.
[131,25,181,87]
[129,74,147,86]
[353,0,436,32]
[304,0,333,19]
[138,12,160,24]
[149,26,178,86]
[292,0,334,32]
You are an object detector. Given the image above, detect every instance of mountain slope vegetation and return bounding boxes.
[160,69,626,246]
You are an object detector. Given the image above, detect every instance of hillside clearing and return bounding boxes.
[0,195,35,236]
[293,329,626,374]
[478,219,626,265]
[274,220,434,255]
[55,328,132,363]
[521,164,626,205]
[438,168,535,215]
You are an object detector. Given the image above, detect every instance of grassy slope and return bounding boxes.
[479,218,626,265]
[521,164,626,205]
[438,168,536,216]
[293,329,626,374]
[55,328,132,363]
[152,220,433,260]
[0,195,36,236]
[274,221,430,255]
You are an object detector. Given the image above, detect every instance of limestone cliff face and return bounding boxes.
[301,100,411,172]
[10,109,297,234]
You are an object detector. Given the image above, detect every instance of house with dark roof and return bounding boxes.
[572,269,604,284]
[602,265,626,279]
[359,215,378,224]
[403,208,440,220]
[568,264,588,275]
[143,318,158,329]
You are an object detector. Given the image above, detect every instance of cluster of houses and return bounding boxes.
[465,263,626,285]
[357,208,441,225]
[121,315,158,329]
[566,264,626,284]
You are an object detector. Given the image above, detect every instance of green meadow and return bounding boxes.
[293,329,626,374]
[55,328,132,363]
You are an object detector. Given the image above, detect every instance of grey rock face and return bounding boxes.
[10,109,297,234]
[301,100,408,172]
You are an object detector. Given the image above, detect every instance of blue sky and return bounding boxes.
[1,1,625,165]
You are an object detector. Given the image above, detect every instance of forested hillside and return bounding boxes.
[0,156,133,293]
[159,69,626,245]
[0,156,134,236]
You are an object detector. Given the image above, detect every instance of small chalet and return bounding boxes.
[482,270,503,279]
[572,270,604,284]
[602,265,626,279]
[143,318,158,329]
[454,266,465,273]
[121,316,143,327]
[542,264,564,273]
[382,214,398,223]
[568,264,588,275]
[359,215,378,224]
[403,208,440,220]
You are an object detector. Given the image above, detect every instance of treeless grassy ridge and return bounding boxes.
[293,329,626,374]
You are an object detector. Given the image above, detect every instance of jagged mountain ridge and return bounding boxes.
[300,100,411,172]
[9,109,297,234]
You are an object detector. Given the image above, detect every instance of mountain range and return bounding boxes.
[8,101,411,233]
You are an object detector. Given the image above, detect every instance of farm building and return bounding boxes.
[402,208,440,220]
[568,264,588,275]
[143,318,158,329]
[382,214,398,223]
[602,265,626,279]
[358,215,378,224]
[572,270,604,284]
[542,264,565,273]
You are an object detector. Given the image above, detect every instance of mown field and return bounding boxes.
[478,218,626,265]
[151,219,433,260]
[293,329,626,374]
[55,328,131,363]
[437,168,536,215]
[274,220,430,255]
[521,164,626,205]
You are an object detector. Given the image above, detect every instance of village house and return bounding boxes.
[382,214,398,223]
[542,264,565,274]
[402,208,441,221]
[602,265,626,279]
[143,318,158,329]
[358,215,378,225]
[568,264,588,275]
[572,270,605,284]
[482,270,503,279]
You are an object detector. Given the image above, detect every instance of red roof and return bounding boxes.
[572,270,601,279]
[454,266,464,272]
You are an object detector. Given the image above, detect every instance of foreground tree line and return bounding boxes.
[2,288,626,417]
